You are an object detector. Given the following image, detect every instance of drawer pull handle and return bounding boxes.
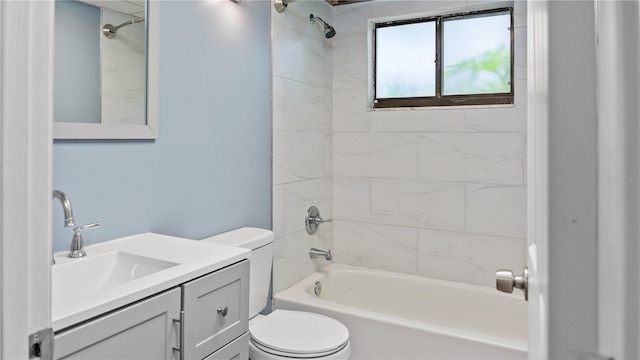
[217,306,228,317]
[173,310,185,360]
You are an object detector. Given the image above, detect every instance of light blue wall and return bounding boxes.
[53,0,272,251]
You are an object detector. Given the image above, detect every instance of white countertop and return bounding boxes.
[52,233,250,331]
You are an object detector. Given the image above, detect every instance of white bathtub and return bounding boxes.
[273,264,527,360]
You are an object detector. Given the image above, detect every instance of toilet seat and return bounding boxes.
[250,310,349,358]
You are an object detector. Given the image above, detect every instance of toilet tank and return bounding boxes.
[201,227,274,318]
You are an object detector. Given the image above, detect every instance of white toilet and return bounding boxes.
[202,227,351,360]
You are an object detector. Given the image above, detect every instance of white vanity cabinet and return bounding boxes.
[54,288,181,360]
[53,260,249,360]
[182,260,249,360]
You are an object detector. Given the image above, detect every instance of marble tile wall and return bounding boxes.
[331,0,528,287]
[272,0,334,294]
[101,8,146,125]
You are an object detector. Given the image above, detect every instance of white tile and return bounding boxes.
[371,179,465,231]
[323,132,333,177]
[332,6,370,47]
[333,43,368,89]
[333,0,373,17]
[282,177,332,236]
[464,80,528,132]
[272,22,325,86]
[273,185,286,240]
[466,184,527,238]
[514,27,527,81]
[333,177,371,222]
[464,0,508,7]
[273,132,327,185]
[101,71,118,97]
[125,0,145,8]
[333,87,371,132]
[334,133,418,178]
[273,229,331,294]
[117,49,146,91]
[272,0,333,42]
[513,0,528,28]
[84,0,144,15]
[333,3,372,33]
[331,28,368,48]
[418,133,526,185]
[370,108,465,133]
[102,49,117,73]
[333,221,419,275]
[272,77,286,131]
[323,42,333,89]
[275,80,331,132]
[101,90,145,125]
[371,0,465,18]
[418,229,526,287]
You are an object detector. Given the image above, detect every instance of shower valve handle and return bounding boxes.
[312,216,331,225]
[305,206,331,235]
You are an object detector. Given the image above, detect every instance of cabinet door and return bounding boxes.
[203,333,248,360]
[54,288,181,360]
[182,261,249,360]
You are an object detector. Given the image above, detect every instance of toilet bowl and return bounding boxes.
[201,228,351,360]
[249,310,351,360]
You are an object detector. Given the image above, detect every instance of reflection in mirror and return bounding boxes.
[53,0,158,139]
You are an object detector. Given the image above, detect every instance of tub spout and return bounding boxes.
[310,248,332,261]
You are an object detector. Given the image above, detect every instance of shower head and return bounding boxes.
[102,16,145,39]
[309,14,336,39]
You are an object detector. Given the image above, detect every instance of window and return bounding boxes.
[373,7,513,108]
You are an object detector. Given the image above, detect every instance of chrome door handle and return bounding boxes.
[496,267,528,301]
[217,306,228,317]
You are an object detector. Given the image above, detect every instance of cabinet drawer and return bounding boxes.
[182,260,249,360]
[54,288,181,360]
[203,333,249,360]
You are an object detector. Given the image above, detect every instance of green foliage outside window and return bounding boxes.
[444,45,511,95]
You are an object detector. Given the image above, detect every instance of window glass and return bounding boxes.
[442,12,511,95]
[372,8,514,108]
[375,21,436,98]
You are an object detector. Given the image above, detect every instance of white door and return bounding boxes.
[529,1,600,358]
[526,0,639,359]
[0,0,54,358]
[596,0,640,358]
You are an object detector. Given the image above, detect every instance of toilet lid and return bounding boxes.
[250,310,349,356]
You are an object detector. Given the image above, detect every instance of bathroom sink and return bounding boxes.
[51,232,251,331]
[52,251,178,303]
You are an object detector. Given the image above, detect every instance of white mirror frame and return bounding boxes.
[53,0,159,140]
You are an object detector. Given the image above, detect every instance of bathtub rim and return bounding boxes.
[273,263,527,354]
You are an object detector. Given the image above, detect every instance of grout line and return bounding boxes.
[329,219,527,241]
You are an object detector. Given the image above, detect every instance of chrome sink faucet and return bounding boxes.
[310,248,333,261]
[52,190,100,260]
[53,190,75,228]
[52,190,75,264]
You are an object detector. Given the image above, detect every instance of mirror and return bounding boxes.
[53,0,158,139]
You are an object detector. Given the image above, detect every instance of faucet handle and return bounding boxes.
[73,222,100,232]
[69,222,100,258]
